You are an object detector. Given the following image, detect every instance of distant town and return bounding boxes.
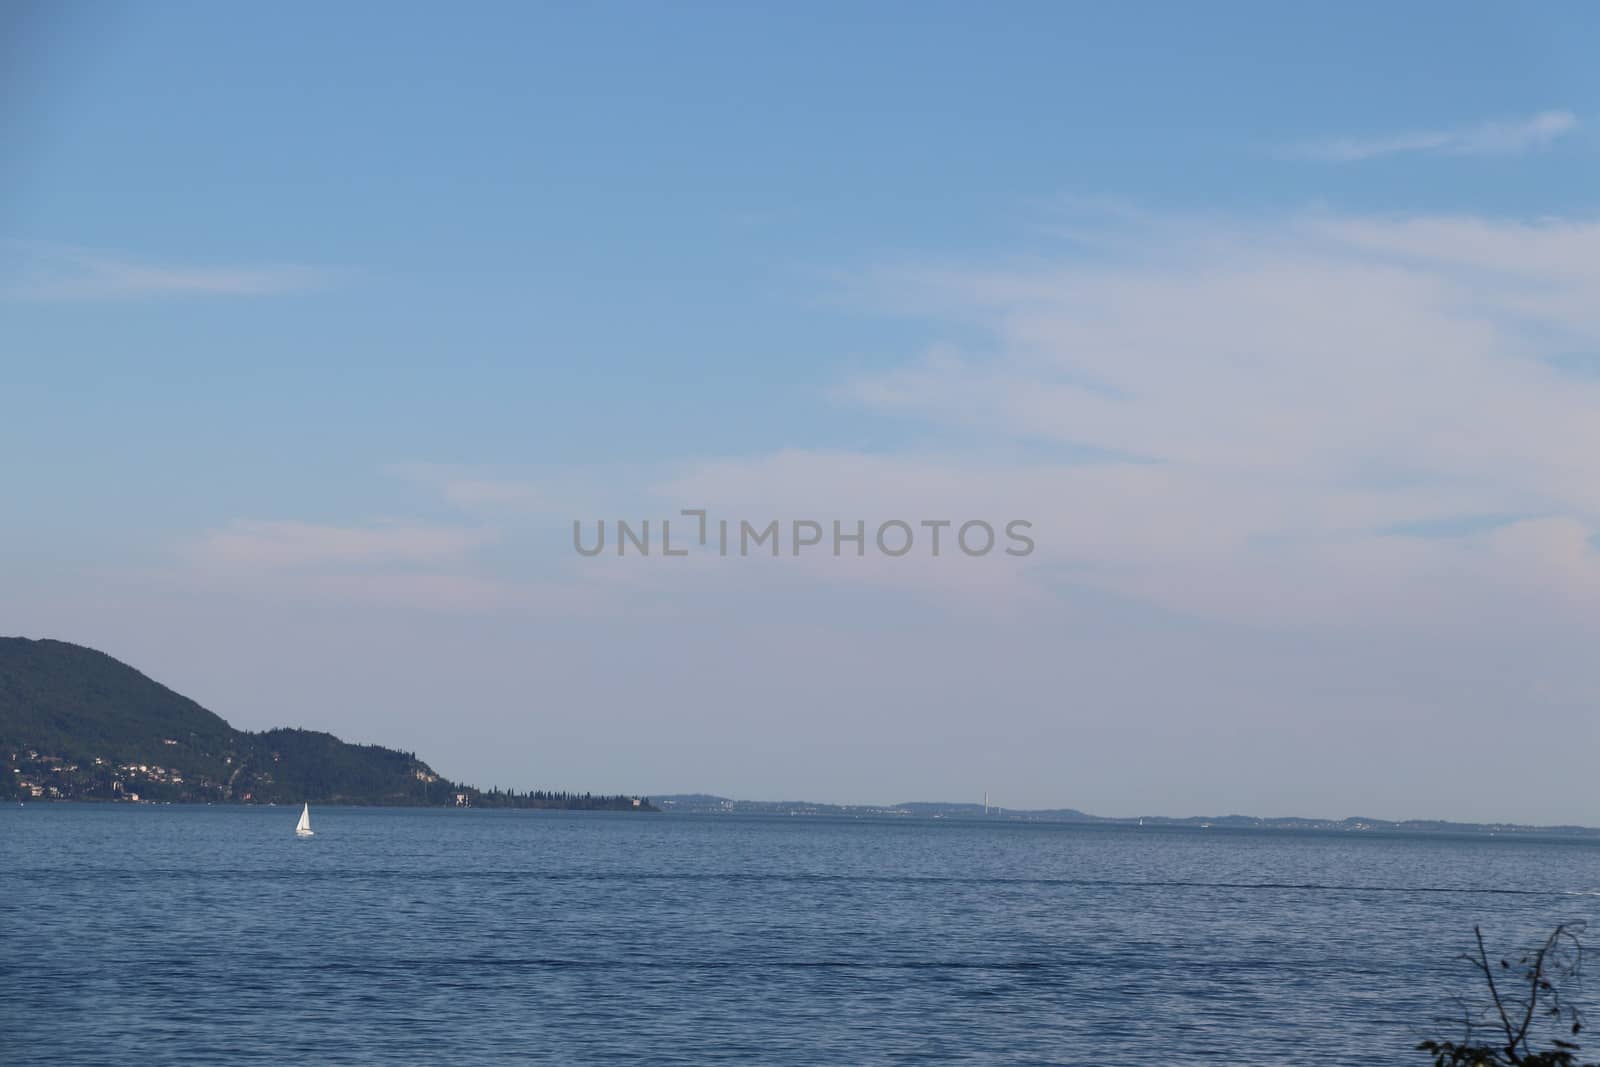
[9,744,194,804]
[5,743,651,811]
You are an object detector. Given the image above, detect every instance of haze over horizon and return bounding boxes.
[5,3,1600,825]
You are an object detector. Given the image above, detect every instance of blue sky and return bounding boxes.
[5,2,1600,821]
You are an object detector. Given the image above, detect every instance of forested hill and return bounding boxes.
[0,637,652,810]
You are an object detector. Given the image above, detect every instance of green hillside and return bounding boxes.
[0,637,650,810]
[0,637,235,764]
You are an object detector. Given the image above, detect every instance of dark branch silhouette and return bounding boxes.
[1420,924,1590,1066]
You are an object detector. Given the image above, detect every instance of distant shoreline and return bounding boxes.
[651,794,1600,837]
[16,797,1600,838]
[4,636,1589,834]
[8,797,657,811]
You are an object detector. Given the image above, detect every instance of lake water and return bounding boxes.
[4,805,1599,1064]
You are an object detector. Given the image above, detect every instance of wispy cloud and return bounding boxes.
[388,463,543,510]
[1289,110,1577,162]
[179,518,641,614]
[1,240,326,300]
[193,520,497,568]
[647,208,1600,628]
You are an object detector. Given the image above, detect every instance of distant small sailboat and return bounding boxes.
[295,803,314,837]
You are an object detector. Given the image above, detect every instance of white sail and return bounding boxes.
[295,803,314,836]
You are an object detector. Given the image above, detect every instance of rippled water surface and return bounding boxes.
[5,805,1600,1064]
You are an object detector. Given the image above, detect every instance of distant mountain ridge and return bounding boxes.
[0,637,651,810]
[651,794,1600,837]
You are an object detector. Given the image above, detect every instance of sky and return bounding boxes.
[4,2,1600,823]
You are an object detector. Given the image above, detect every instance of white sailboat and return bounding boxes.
[295,802,314,837]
